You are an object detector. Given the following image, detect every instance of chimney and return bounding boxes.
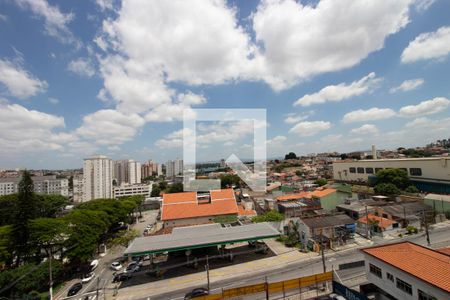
[372,145,377,160]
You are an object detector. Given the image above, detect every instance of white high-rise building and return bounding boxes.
[83,155,113,201]
[72,175,84,202]
[157,164,163,177]
[128,160,141,184]
[113,159,141,185]
[166,159,183,178]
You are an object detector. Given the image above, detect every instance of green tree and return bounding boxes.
[167,182,184,193]
[314,178,327,186]
[212,215,238,224]
[0,194,18,226]
[374,168,410,189]
[151,184,161,197]
[284,152,297,160]
[109,229,139,248]
[0,225,12,267]
[252,210,284,222]
[405,185,419,193]
[374,183,401,196]
[11,170,38,265]
[29,218,68,260]
[219,174,241,189]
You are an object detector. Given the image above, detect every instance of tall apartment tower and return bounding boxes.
[157,164,163,177]
[166,160,175,178]
[128,160,141,184]
[114,159,141,185]
[83,155,113,201]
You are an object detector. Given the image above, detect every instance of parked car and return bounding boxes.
[111,261,123,271]
[143,254,150,261]
[67,283,83,296]
[112,272,132,283]
[184,288,209,299]
[90,259,99,271]
[131,256,144,266]
[125,262,140,273]
[328,293,346,300]
[81,272,95,283]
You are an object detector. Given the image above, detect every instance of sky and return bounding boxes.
[0,0,450,169]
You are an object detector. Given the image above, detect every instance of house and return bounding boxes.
[277,198,321,218]
[357,214,399,237]
[161,189,248,227]
[276,187,350,211]
[297,214,356,251]
[336,198,381,220]
[361,242,450,300]
[374,202,431,228]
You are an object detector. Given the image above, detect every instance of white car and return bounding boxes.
[90,259,99,271]
[145,224,153,230]
[81,272,95,283]
[111,261,123,271]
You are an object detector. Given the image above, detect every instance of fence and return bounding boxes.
[196,271,333,299]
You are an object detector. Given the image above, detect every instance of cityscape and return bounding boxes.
[1,1,450,300]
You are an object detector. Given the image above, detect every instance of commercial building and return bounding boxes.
[113,183,152,199]
[361,242,450,300]
[333,157,450,193]
[0,175,69,196]
[114,159,141,185]
[83,155,113,201]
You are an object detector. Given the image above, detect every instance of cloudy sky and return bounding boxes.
[0,0,450,169]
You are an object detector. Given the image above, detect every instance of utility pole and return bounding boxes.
[423,210,431,246]
[320,236,326,273]
[96,276,100,299]
[49,248,53,300]
[365,205,369,239]
[205,255,210,292]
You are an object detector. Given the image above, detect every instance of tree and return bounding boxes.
[375,168,410,189]
[11,170,38,265]
[314,178,327,186]
[29,218,68,259]
[284,152,297,160]
[405,185,419,193]
[0,225,12,267]
[374,183,401,196]
[167,183,184,193]
[151,184,161,197]
[340,153,348,160]
[109,229,139,248]
[252,210,284,222]
[212,215,238,224]
[219,174,241,189]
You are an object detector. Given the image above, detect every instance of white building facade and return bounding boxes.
[113,183,152,199]
[72,175,84,202]
[83,155,113,201]
[114,159,141,185]
[0,175,68,196]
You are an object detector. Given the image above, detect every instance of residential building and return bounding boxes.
[333,157,450,193]
[297,214,356,251]
[128,160,141,184]
[72,175,84,202]
[161,189,253,227]
[114,159,141,185]
[276,188,350,211]
[113,183,152,198]
[83,155,113,201]
[357,214,399,237]
[141,160,158,180]
[0,175,69,196]
[157,164,163,176]
[166,159,183,178]
[361,242,450,300]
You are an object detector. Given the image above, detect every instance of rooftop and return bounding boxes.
[424,193,450,203]
[334,157,450,163]
[357,214,397,229]
[124,222,280,255]
[361,242,450,292]
[276,188,336,202]
[301,214,355,229]
[161,189,239,221]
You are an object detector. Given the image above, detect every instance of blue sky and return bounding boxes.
[0,0,450,169]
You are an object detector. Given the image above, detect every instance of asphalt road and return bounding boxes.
[146,225,450,300]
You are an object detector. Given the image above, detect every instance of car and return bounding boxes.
[145,224,153,230]
[81,272,95,283]
[111,261,123,271]
[67,283,83,296]
[112,272,132,283]
[184,288,209,299]
[125,262,140,273]
[131,256,144,266]
[328,293,346,300]
[90,259,99,271]
[142,254,150,261]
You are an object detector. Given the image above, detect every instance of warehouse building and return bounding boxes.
[333,157,450,193]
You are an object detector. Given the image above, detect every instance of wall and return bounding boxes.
[363,254,448,300]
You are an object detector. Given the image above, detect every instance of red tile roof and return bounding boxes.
[362,242,450,292]
[276,188,336,202]
[357,214,397,229]
[161,189,239,221]
[438,247,450,256]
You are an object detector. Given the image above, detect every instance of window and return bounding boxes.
[396,278,412,295]
[387,272,394,282]
[357,167,364,174]
[365,167,374,174]
[369,263,382,278]
[418,289,437,300]
[410,168,422,176]
[349,167,356,173]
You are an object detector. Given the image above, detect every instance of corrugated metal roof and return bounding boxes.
[301,214,355,229]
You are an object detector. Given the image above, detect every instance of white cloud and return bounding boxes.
[350,124,379,135]
[267,135,287,145]
[0,58,48,99]
[0,103,65,152]
[414,0,436,12]
[289,121,331,136]
[401,26,450,63]
[284,111,314,124]
[95,0,116,11]
[0,14,8,22]
[405,117,430,128]
[48,97,59,104]
[67,58,96,77]
[343,107,396,123]
[75,109,145,145]
[294,72,381,106]
[16,0,79,46]
[399,97,450,117]
[252,0,411,90]
[389,78,424,93]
